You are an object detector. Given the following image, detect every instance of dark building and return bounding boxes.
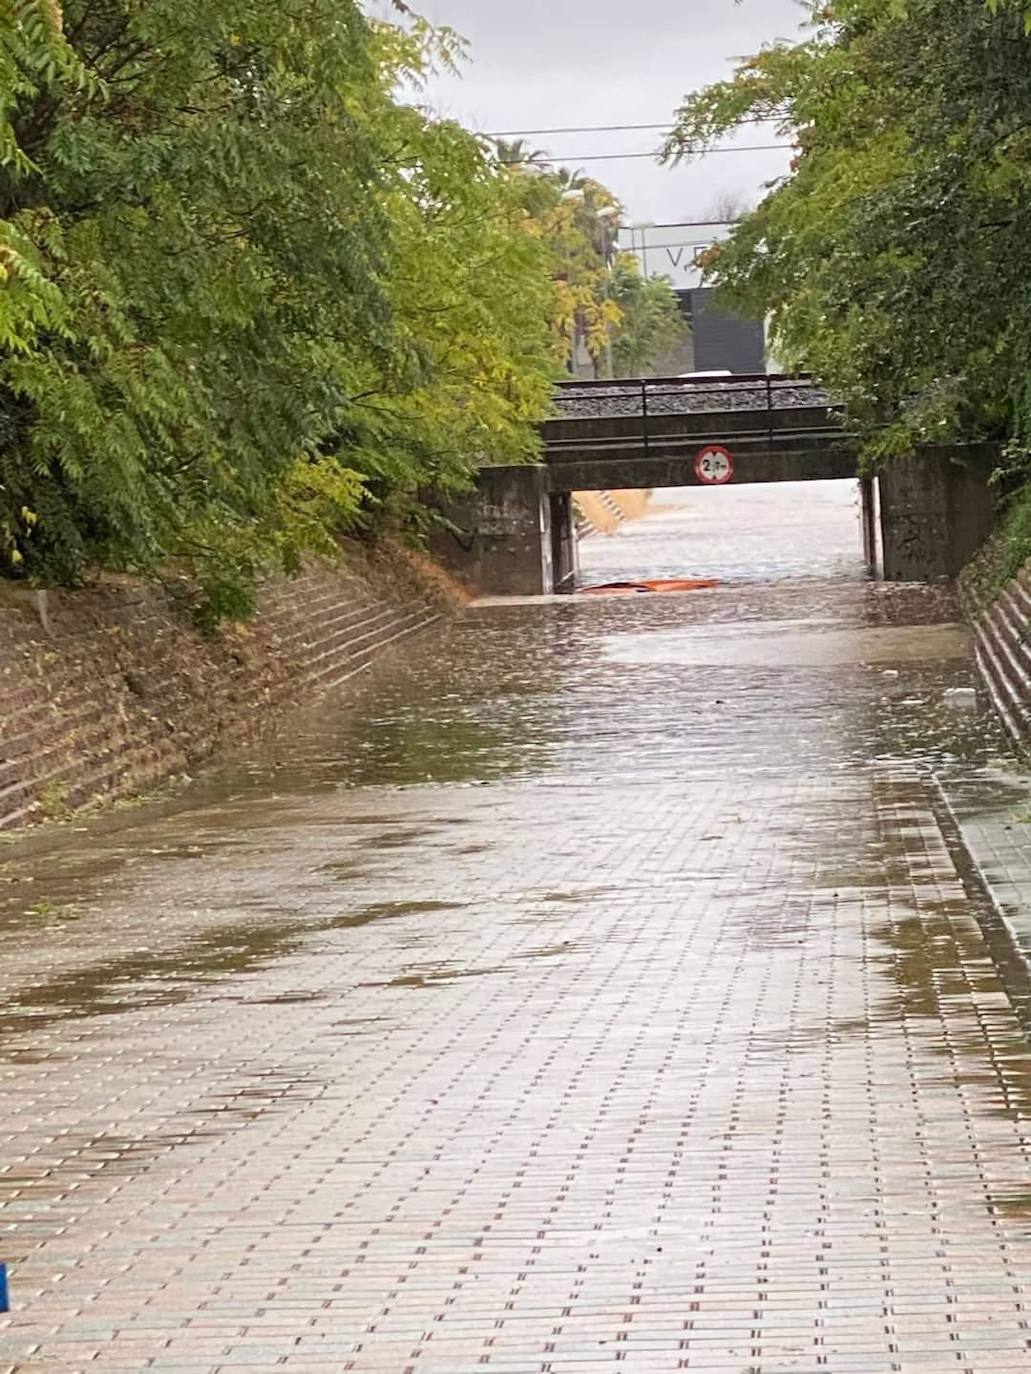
[645,288,766,378]
[684,287,765,373]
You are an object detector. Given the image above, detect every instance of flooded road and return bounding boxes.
[579,480,867,586]
[3,483,1031,1372]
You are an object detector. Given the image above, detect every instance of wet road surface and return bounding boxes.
[579,482,866,587]
[4,484,1031,1371]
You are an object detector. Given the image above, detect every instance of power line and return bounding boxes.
[623,219,742,228]
[487,117,783,138]
[500,144,791,165]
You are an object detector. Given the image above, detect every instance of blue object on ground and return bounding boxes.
[0,1263,8,1312]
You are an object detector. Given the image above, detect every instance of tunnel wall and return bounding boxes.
[432,447,1000,600]
[0,545,452,831]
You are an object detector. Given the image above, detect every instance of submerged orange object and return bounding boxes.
[579,577,719,596]
[640,578,720,593]
[579,583,650,595]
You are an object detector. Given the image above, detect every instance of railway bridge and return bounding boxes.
[543,374,853,491]
[433,375,997,595]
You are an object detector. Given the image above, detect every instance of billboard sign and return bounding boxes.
[617,223,732,290]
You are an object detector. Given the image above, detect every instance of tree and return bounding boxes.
[2,0,404,602]
[493,138,548,170]
[0,2,557,618]
[702,191,752,225]
[609,258,687,378]
[498,157,687,379]
[0,2,81,370]
[347,26,557,524]
[532,174,622,367]
[664,0,1031,458]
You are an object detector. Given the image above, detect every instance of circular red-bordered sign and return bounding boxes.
[695,444,735,485]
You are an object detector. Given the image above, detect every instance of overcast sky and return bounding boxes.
[376,0,807,228]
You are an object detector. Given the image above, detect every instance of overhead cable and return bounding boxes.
[487,117,783,138]
[499,144,792,165]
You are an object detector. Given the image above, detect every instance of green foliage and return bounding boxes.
[516,166,623,367]
[2,0,388,589]
[610,258,687,377]
[1,0,681,618]
[961,477,1031,607]
[500,153,684,378]
[665,0,1031,456]
[0,2,556,615]
[1,2,88,177]
[359,61,556,502]
[36,779,70,821]
[994,488,1031,590]
[986,0,1031,32]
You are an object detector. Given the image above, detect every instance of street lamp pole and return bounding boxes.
[596,204,619,382]
[560,188,586,376]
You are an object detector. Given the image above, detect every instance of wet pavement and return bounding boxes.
[4,483,1031,1371]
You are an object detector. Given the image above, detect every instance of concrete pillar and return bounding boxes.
[549,493,578,593]
[859,476,878,574]
[878,445,997,582]
[429,465,552,596]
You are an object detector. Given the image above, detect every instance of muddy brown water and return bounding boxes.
[4,479,1031,1371]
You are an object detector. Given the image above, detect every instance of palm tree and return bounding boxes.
[492,138,550,170]
[554,164,591,193]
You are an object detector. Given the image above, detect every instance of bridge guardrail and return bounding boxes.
[548,373,848,460]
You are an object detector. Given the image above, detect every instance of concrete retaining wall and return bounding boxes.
[0,546,449,831]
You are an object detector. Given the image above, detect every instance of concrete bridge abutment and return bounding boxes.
[429,466,577,597]
[877,445,997,582]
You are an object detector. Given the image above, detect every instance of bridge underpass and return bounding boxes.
[431,375,998,596]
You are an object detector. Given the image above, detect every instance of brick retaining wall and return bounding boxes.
[972,564,1031,746]
[0,546,451,831]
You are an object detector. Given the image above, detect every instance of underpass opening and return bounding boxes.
[574,479,871,593]
[431,375,992,596]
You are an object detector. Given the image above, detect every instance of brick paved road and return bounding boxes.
[4,511,1031,1371]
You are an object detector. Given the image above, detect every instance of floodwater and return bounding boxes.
[579,479,867,586]
[4,481,1031,1372]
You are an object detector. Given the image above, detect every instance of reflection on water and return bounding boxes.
[0,484,1009,955]
[603,620,972,668]
[0,894,469,1045]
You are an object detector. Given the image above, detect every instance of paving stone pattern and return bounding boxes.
[3,572,1031,1373]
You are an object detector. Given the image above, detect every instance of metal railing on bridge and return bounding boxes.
[545,373,849,464]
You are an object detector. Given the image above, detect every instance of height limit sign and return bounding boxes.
[694,444,734,485]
